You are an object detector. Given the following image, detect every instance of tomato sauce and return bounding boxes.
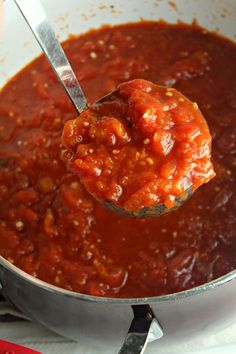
[62,79,215,211]
[0,22,236,298]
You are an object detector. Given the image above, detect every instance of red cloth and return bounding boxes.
[0,340,42,353]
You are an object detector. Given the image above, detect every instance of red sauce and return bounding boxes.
[0,22,236,298]
[62,79,215,211]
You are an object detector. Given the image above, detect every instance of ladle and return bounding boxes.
[14,0,194,219]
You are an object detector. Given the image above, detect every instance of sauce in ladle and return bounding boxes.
[62,79,215,217]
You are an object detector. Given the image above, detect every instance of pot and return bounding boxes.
[0,1,236,353]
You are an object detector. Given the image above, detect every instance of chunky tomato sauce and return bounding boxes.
[0,22,236,298]
[62,79,215,211]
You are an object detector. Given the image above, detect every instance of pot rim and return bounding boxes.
[1,255,236,304]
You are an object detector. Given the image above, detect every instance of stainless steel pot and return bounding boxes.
[1,258,236,353]
[1,1,236,353]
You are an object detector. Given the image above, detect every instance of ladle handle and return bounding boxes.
[14,0,88,114]
[118,305,163,354]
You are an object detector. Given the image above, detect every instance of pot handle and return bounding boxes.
[118,305,163,354]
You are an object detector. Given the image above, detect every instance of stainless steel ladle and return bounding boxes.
[14,0,193,219]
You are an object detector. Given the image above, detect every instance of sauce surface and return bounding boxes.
[62,79,215,211]
[0,22,236,298]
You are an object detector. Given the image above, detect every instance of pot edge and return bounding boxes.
[0,255,235,304]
